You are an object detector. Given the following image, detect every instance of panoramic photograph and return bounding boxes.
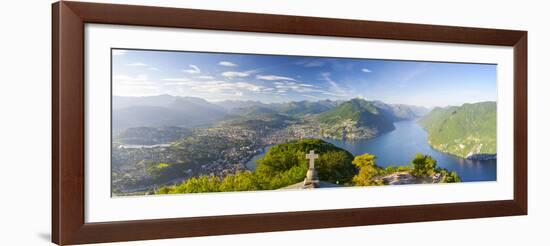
[111,48,497,196]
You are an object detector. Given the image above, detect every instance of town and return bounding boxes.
[111,110,399,196]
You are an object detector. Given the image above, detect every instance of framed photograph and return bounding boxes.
[52,1,527,245]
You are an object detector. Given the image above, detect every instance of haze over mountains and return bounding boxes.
[113,95,227,129]
[112,95,430,131]
[113,95,496,158]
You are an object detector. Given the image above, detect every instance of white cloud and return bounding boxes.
[302,94,322,100]
[361,68,372,73]
[125,61,160,71]
[162,78,189,82]
[256,75,296,81]
[321,73,338,88]
[303,61,324,67]
[183,65,201,74]
[222,71,250,78]
[273,81,323,93]
[114,74,154,85]
[233,82,264,92]
[127,62,147,67]
[321,72,348,97]
[113,50,127,56]
[182,80,264,96]
[295,60,324,67]
[113,85,161,96]
[196,75,215,79]
[113,74,161,96]
[219,61,238,67]
[164,82,191,86]
[322,91,346,97]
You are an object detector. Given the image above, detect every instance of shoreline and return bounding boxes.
[426,142,497,161]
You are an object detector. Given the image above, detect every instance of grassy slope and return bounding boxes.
[418,101,496,158]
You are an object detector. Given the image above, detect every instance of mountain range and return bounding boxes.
[112,95,429,133]
[112,95,227,129]
[317,98,397,136]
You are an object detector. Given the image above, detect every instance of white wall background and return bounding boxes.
[0,0,547,245]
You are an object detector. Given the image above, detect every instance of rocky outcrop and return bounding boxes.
[378,171,444,185]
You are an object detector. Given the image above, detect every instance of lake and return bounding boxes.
[247,120,496,182]
[245,146,272,171]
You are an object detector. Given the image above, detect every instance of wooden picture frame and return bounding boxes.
[52,1,527,245]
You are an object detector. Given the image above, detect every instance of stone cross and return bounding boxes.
[306,150,319,169]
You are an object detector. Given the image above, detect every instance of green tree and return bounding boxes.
[219,171,261,192]
[445,171,462,183]
[411,154,437,176]
[171,176,222,193]
[157,186,171,194]
[351,153,384,186]
[317,151,357,184]
[261,165,308,190]
[256,139,356,184]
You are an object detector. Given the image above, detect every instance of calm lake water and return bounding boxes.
[247,120,496,182]
[245,146,272,171]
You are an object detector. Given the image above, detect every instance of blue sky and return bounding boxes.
[112,49,496,107]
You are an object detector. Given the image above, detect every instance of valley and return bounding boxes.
[111,95,496,196]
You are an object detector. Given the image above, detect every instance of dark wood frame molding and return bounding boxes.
[52,1,527,245]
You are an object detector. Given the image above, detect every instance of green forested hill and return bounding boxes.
[257,139,356,184]
[317,98,395,139]
[318,98,380,124]
[418,101,496,158]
